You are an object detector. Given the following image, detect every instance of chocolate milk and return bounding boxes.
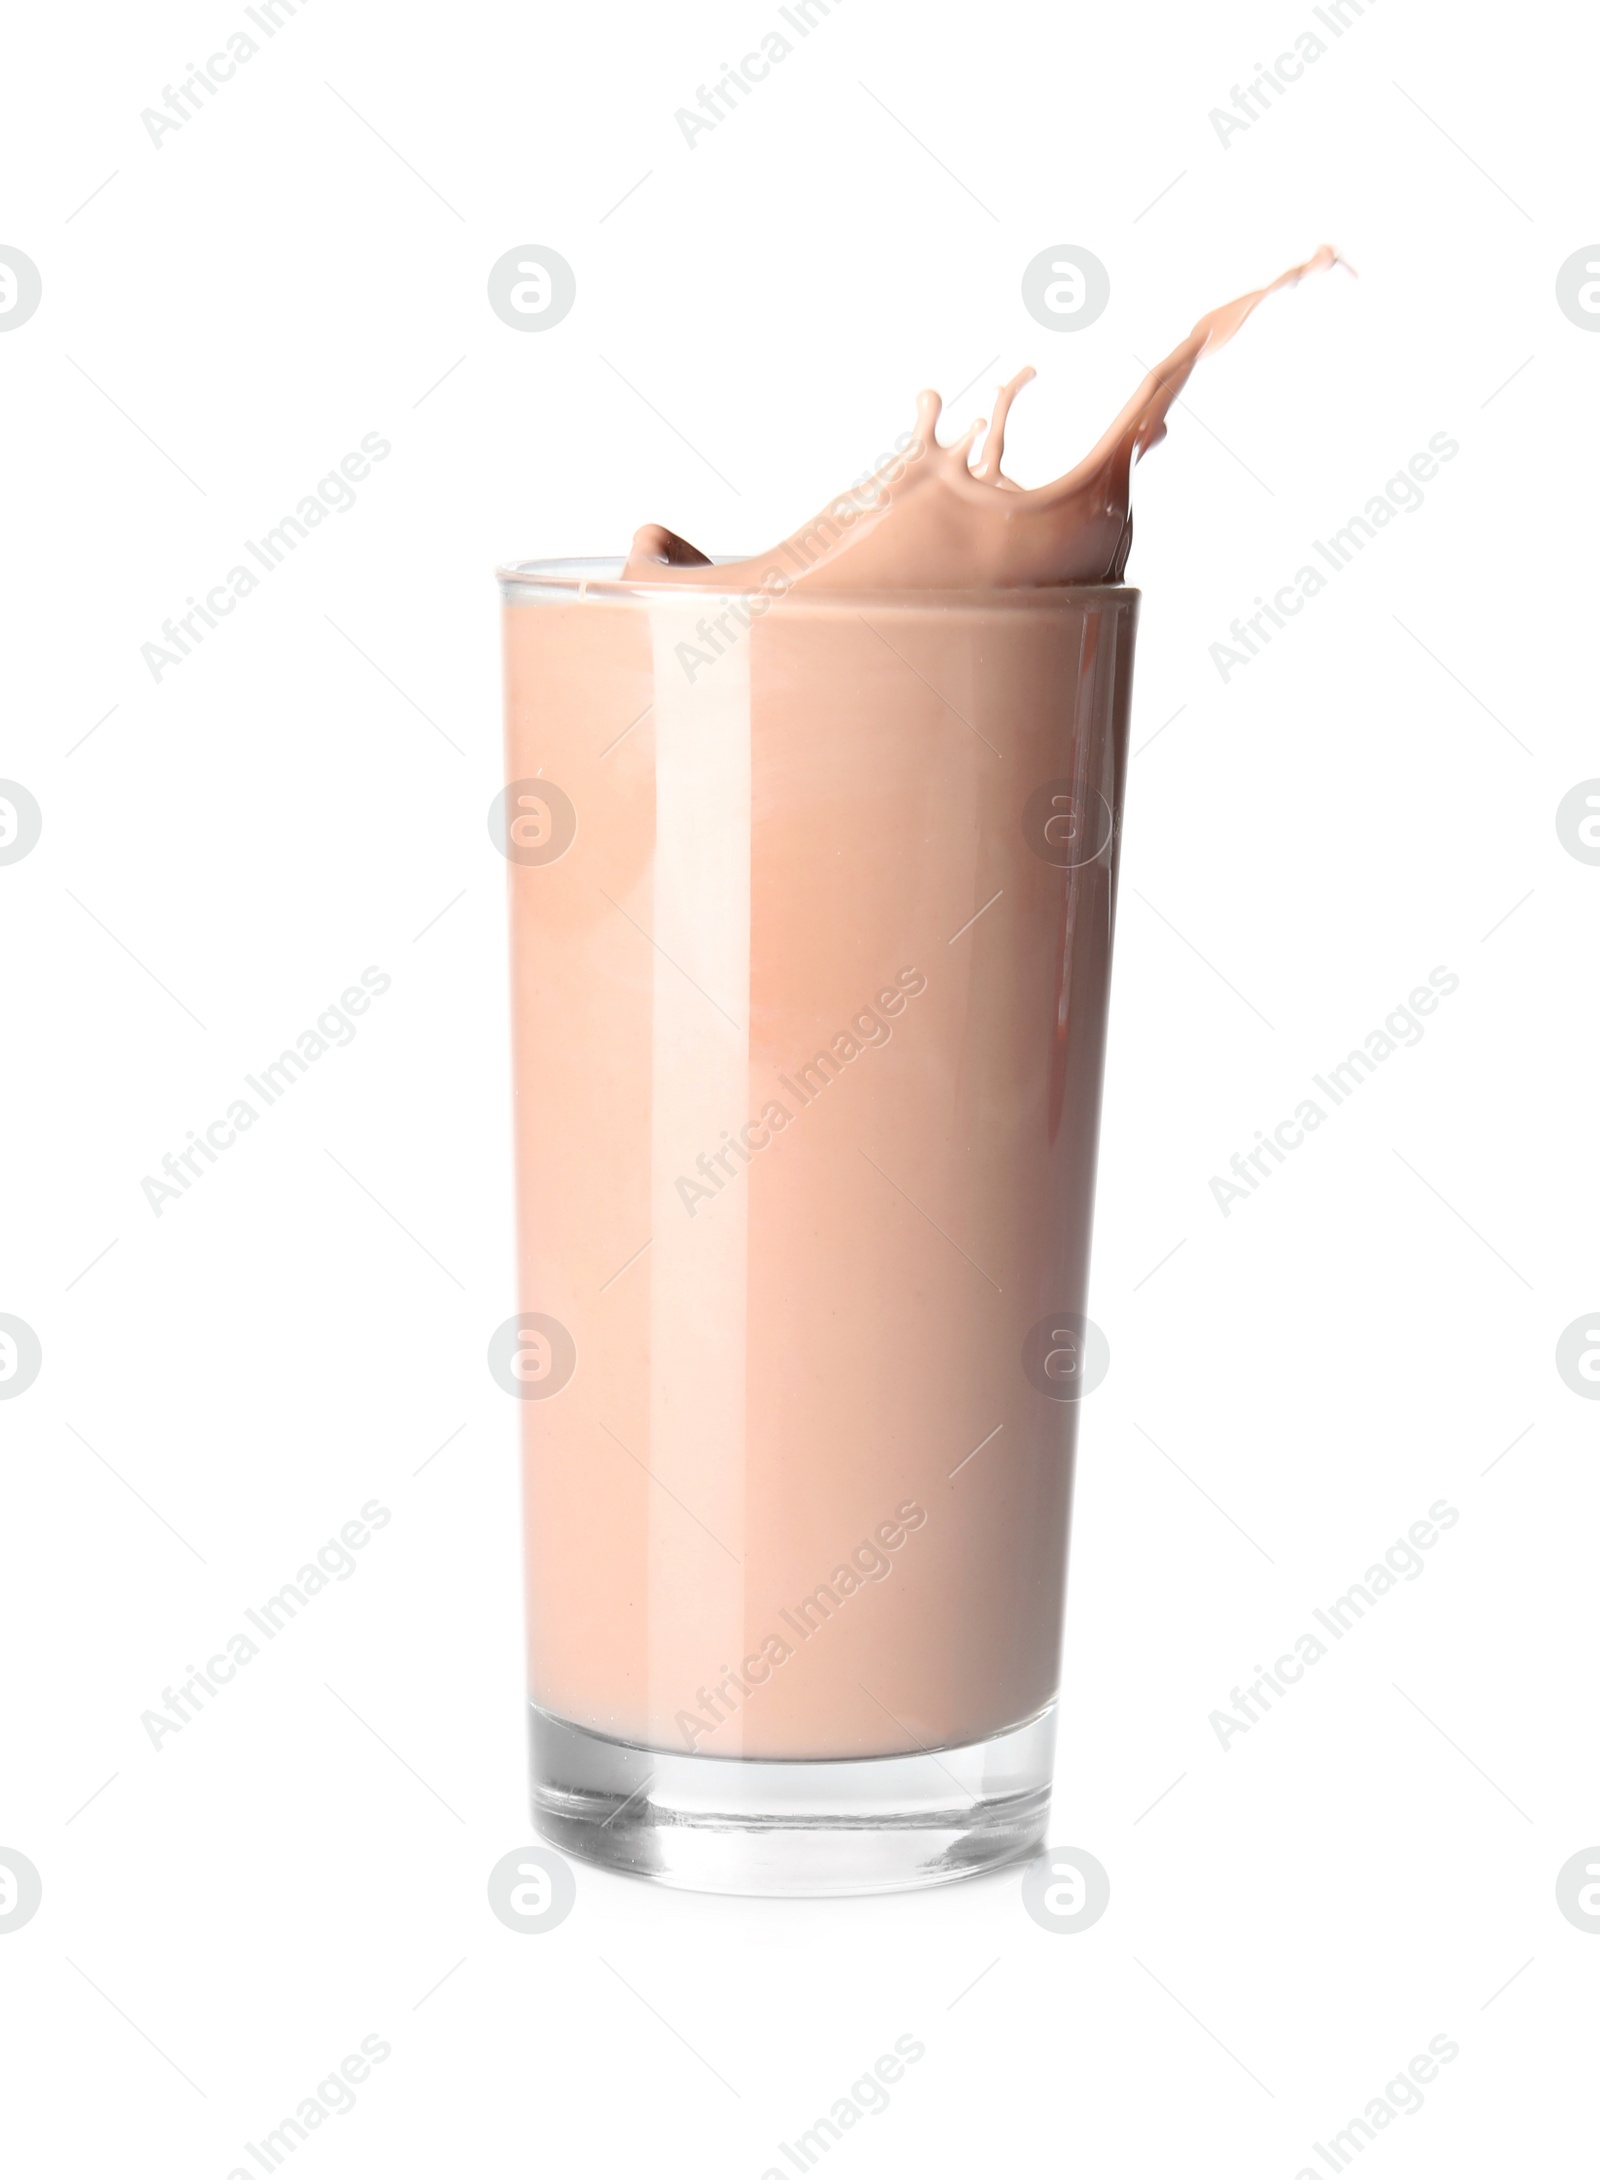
[502,250,1338,1777]
[623,245,1341,592]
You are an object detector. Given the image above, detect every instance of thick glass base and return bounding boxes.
[530,1702,1055,1897]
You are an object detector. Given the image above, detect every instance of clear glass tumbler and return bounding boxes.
[496,558,1137,1894]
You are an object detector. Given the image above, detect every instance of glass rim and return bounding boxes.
[497,556,1139,612]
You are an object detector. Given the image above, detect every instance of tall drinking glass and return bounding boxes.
[496,559,1137,1894]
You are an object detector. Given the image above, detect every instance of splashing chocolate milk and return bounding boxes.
[625,244,1343,592]
[502,250,1341,1894]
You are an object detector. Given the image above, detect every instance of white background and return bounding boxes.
[2,0,1595,2172]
